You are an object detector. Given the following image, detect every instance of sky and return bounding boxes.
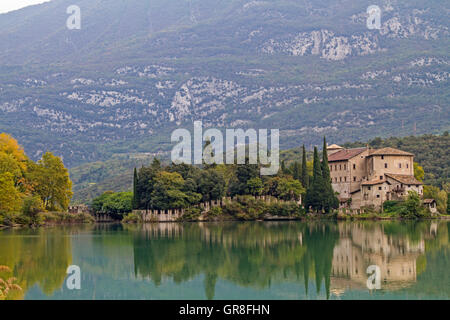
[0,0,51,14]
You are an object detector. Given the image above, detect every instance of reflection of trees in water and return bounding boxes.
[0,228,72,299]
[132,222,339,299]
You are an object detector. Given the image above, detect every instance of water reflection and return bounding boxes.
[0,221,448,300]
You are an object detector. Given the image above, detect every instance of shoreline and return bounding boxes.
[1,214,449,230]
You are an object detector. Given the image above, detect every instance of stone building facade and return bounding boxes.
[327,145,423,211]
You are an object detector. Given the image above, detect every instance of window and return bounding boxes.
[399,163,402,168]
[344,177,347,182]
[406,163,409,169]
[330,165,332,172]
[378,186,382,190]
[384,163,388,168]
[335,177,337,182]
[353,176,357,182]
[377,195,380,198]
[353,164,356,169]
[339,164,342,170]
[344,164,346,170]
[368,186,371,190]
[335,165,337,171]
[340,177,342,182]
[381,156,384,160]
[380,176,383,180]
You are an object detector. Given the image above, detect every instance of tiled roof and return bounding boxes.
[368,147,413,156]
[385,173,423,185]
[328,147,367,162]
[362,179,388,186]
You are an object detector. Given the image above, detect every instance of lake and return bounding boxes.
[0,221,449,300]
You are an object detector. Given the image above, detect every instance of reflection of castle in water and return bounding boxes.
[331,223,425,293]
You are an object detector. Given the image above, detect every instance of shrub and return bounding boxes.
[122,212,142,224]
[22,195,44,217]
[178,207,202,221]
[383,200,402,212]
[39,212,94,224]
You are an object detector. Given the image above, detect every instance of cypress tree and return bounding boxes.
[305,147,325,212]
[132,167,139,210]
[281,160,286,174]
[301,145,309,189]
[322,137,339,213]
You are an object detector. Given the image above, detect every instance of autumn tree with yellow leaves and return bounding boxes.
[0,133,73,224]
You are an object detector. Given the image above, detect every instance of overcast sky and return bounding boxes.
[0,0,51,14]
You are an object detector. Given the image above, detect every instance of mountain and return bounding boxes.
[0,0,449,167]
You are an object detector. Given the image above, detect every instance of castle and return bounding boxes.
[327,144,423,211]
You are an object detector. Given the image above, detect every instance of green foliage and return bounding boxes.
[383,191,429,218]
[322,137,339,213]
[265,176,305,201]
[122,212,143,224]
[221,196,304,220]
[305,147,326,212]
[132,168,139,210]
[404,191,428,218]
[207,206,223,219]
[246,177,263,196]
[228,162,259,196]
[178,207,202,222]
[150,171,197,210]
[29,152,73,211]
[424,185,448,214]
[301,145,309,189]
[40,212,94,224]
[0,172,22,214]
[92,191,133,219]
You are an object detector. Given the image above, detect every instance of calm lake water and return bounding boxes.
[0,221,449,300]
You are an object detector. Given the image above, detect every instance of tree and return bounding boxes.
[132,168,139,210]
[197,170,225,201]
[0,133,28,171]
[101,192,133,218]
[301,145,309,189]
[150,172,198,209]
[305,147,326,212]
[136,159,161,209]
[281,160,287,174]
[247,177,263,196]
[0,152,22,184]
[0,173,22,214]
[228,161,259,196]
[29,152,73,211]
[424,185,448,214]
[275,177,305,201]
[414,162,425,182]
[322,137,339,213]
[91,191,114,213]
[404,191,425,218]
[21,195,45,219]
[292,161,300,181]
